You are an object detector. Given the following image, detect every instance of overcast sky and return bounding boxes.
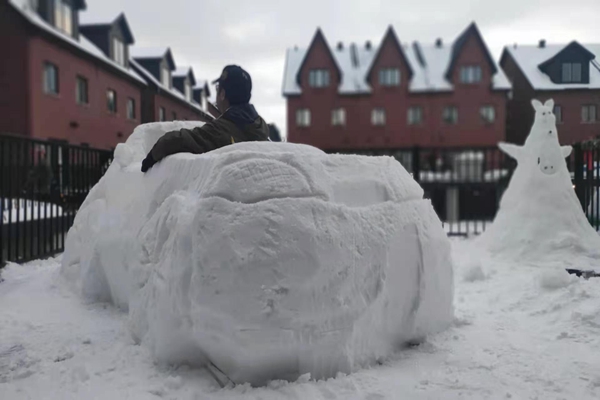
[87,0,599,137]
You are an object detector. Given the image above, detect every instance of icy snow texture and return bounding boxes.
[60,121,453,385]
[478,99,600,269]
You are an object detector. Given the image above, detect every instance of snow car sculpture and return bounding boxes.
[479,99,600,269]
[61,121,454,385]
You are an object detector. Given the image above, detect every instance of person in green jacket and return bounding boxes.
[141,65,269,172]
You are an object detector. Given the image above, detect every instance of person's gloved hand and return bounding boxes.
[141,153,156,173]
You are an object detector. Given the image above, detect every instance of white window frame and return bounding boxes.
[107,89,117,114]
[582,104,597,123]
[161,66,170,88]
[331,108,346,126]
[308,69,330,88]
[54,0,72,35]
[43,62,58,94]
[562,62,582,83]
[480,105,495,124]
[184,82,192,101]
[76,75,88,105]
[127,98,136,120]
[112,37,126,66]
[408,106,423,125]
[379,68,401,87]
[554,105,563,124]
[296,109,311,127]
[371,108,386,126]
[443,106,458,124]
[459,65,482,84]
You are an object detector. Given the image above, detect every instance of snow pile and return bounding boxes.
[60,121,454,385]
[478,99,600,270]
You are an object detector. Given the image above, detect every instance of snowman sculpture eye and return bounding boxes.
[538,157,541,165]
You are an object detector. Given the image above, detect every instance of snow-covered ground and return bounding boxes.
[2,239,599,400]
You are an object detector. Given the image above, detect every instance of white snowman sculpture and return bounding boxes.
[478,99,600,269]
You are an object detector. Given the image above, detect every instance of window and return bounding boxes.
[371,108,386,126]
[112,37,126,66]
[379,68,401,86]
[296,109,311,127]
[582,105,597,123]
[185,82,192,101]
[127,98,136,120]
[172,111,177,121]
[331,108,346,126]
[54,0,72,35]
[480,106,495,124]
[443,106,458,124]
[562,63,582,83]
[408,107,423,125]
[159,107,166,122]
[459,66,482,84]
[554,105,563,123]
[43,62,58,94]
[107,89,117,113]
[308,69,330,88]
[76,76,88,105]
[161,66,170,88]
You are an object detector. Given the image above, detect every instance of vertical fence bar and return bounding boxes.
[573,143,585,209]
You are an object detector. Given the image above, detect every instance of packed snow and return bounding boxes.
[478,99,600,270]
[59,121,454,385]
[2,239,599,399]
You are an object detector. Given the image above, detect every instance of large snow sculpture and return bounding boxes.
[479,99,600,268]
[61,121,454,385]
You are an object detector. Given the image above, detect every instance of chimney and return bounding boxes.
[365,40,372,50]
[539,39,546,48]
[513,43,518,49]
[337,42,344,50]
[435,38,443,48]
[294,45,298,51]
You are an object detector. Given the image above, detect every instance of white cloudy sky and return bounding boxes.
[87,0,599,136]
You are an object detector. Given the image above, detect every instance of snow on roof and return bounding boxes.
[130,47,169,59]
[130,59,205,114]
[79,14,115,25]
[173,67,191,77]
[8,0,145,86]
[283,36,510,96]
[505,44,600,90]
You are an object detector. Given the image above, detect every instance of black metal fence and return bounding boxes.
[330,143,599,236]
[1,134,113,266]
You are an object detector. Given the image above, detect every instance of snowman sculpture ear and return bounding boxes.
[544,99,554,110]
[531,99,543,111]
[561,145,573,158]
[498,142,523,160]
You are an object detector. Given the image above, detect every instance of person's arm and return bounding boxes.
[141,124,232,172]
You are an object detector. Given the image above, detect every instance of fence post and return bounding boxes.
[573,143,585,209]
[412,146,421,183]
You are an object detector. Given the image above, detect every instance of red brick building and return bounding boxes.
[0,0,210,150]
[500,41,600,144]
[283,23,511,150]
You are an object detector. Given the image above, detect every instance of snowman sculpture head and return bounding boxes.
[500,98,571,179]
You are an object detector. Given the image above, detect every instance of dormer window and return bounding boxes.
[161,66,170,88]
[379,68,401,86]
[309,69,330,88]
[460,65,482,84]
[112,37,126,66]
[562,62,582,83]
[53,0,72,36]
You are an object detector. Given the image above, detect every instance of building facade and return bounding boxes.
[500,41,600,145]
[0,0,210,150]
[283,23,511,150]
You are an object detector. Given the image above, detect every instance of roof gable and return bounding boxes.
[295,28,342,86]
[445,22,497,80]
[173,67,197,87]
[366,25,414,81]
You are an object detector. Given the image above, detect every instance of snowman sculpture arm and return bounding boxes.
[561,146,572,158]
[498,142,523,161]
